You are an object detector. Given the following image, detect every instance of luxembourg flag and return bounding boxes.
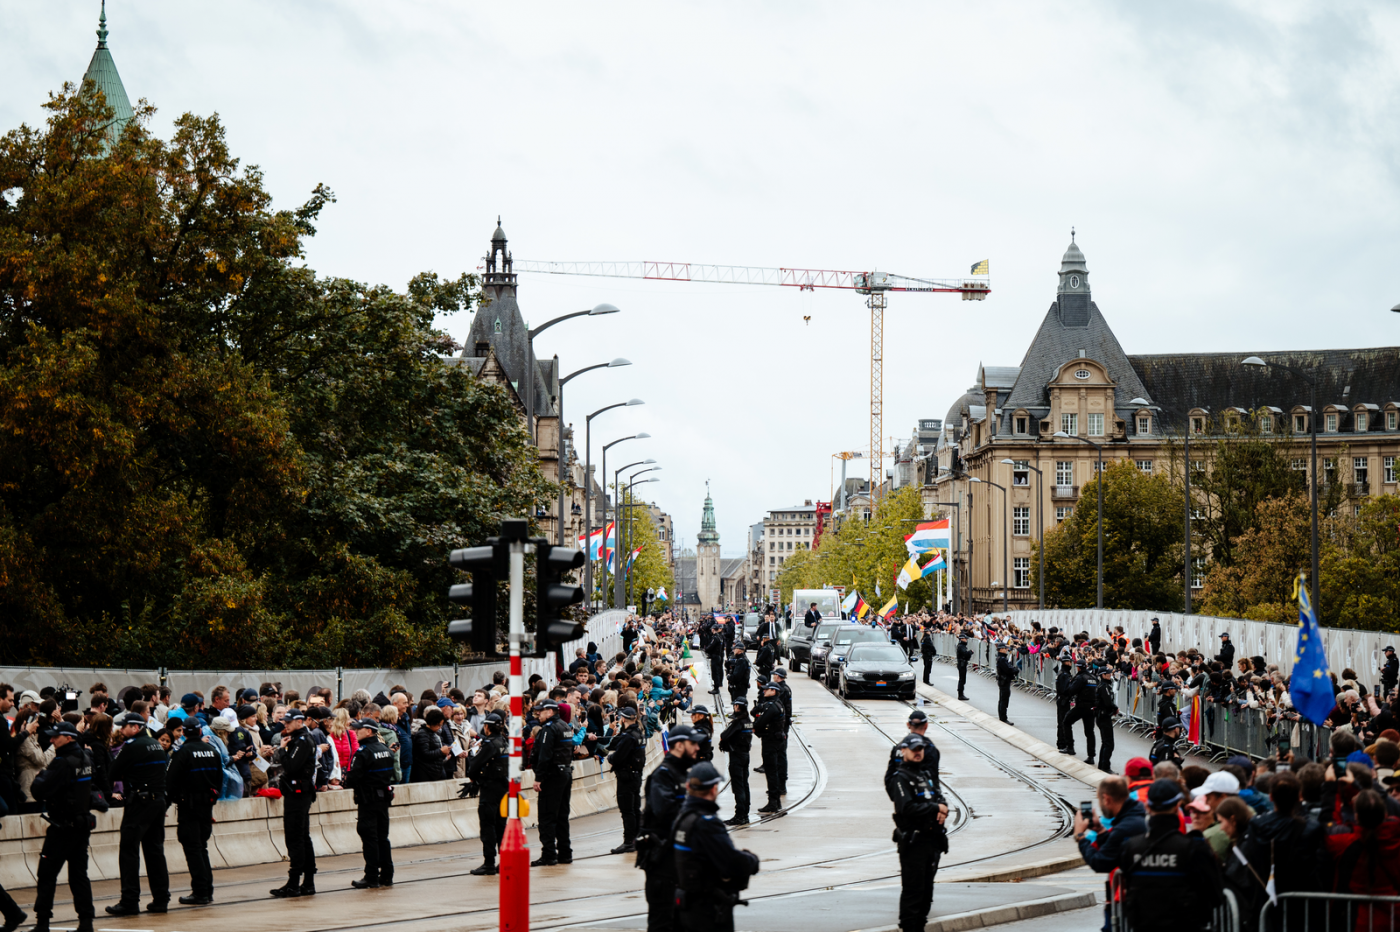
[905,519,951,554]
[655,586,668,601]
[919,552,947,578]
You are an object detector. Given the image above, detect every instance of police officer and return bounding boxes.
[342,719,395,888]
[995,642,1016,725]
[1063,660,1099,763]
[690,706,715,762]
[1149,717,1185,769]
[1384,646,1399,696]
[890,617,910,661]
[1118,779,1223,931]
[531,698,574,866]
[1055,651,1077,754]
[467,711,509,872]
[640,723,700,932]
[919,625,938,685]
[106,711,170,916]
[955,634,973,700]
[727,643,750,705]
[607,707,646,855]
[270,709,319,898]
[1094,667,1119,773]
[705,632,726,695]
[672,761,761,932]
[1155,681,1180,737]
[885,734,949,932]
[30,721,102,932]
[884,709,942,794]
[754,635,776,684]
[753,683,786,814]
[166,722,222,906]
[718,697,752,826]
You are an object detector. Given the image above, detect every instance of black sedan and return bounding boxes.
[837,643,918,700]
[822,627,892,689]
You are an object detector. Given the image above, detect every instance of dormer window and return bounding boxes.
[1326,413,1338,433]
[1390,410,1399,431]
[1259,414,1273,434]
[1356,411,1369,432]
[1074,368,1091,380]
[1137,415,1151,435]
[1294,414,1307,433]
[1014,415,1029,435]
[1190,416,1205,435]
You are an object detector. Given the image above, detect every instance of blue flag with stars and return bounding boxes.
[1289,574,1333,726]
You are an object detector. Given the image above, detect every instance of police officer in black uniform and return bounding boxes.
[672,761,761,932]
[754,635,776,684]
[467,711,510,873]
[718,697,752,826]
[705,633,726,695]
[1094,666,1119,773]
[531,698,575,866]
[1149,717,1185,769]
[270,709,319,898]
[1063,660,1098,763]
[955,634,973,700]
[885,734,949,932]
[690,706,715,762]
[884,709,942,793]
[995,642,1016,725]
[726,643,750,705]
[1384,646,1399,696]
[106,711,170,916]
[919,625,938,685]
[344,719,396,888]
[166,724,223,906]
[1118,779,1223,931]
[640,723,700,932]
[1154,681,1180,737]
[1055,651,1077,754]
[30,720,102,932]
[753,683,786,813]
[606,707,646,855]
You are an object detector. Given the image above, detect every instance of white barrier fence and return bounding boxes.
[0,610,632,703]
[998,609,1393,685]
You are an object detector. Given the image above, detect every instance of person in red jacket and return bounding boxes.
[1324,787,1400,932]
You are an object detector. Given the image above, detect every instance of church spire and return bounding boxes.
[698,481,719,544]
[82,0,134,149]
[97,0,109,47]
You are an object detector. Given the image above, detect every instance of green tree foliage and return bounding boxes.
[774,487,940,612]
[1034,461,1184,610]
[0,87,551,667]
[1198,493,1313,623]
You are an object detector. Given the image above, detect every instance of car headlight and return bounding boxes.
[899,672,915,680]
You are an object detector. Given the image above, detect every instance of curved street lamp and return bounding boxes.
[599,440,651,604]
[554,358,631,543]
[526,304,620,443]
[583,400,644,605]
[619,468,663,607]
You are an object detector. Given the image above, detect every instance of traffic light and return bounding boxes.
[447,541,502,655]
[533,542,584,658]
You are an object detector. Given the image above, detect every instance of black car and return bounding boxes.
[823,627,891,689]
[837,642,917,700]
[789,620,847,674]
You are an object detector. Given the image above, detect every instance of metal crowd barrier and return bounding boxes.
[1261,892,1400,932]
[1109,872,1241,932]
[923,630,1331,764]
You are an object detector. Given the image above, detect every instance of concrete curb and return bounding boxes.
[915,682,1108,789]
[940,854,1087,884]
[855,890,1099,932]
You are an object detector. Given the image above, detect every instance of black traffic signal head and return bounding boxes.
[533,542,584,658]
[447,541,503,656]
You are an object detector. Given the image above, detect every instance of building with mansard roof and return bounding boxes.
[933,233,1400,612]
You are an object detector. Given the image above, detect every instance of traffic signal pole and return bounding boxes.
[501,535,529,932]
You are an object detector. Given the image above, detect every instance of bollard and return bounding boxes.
[500,817,529,932]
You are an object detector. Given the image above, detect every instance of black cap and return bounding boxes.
[1386,646,1396,653]
[535,699,559,711]
[896,734,927,751]
[732,697,748,707]
[45,721,80,739]
[1220,632,1230,639]
[772,667,788,678]
[483,712,504,726]
[907,709,929,724]
[352,719,378,731]
[690,705,711,717]
[1146,778,1185,809]
[617,707,638,720]
[113,711,144,728]
[958,633,968,640]
[1161,716,1182,730]
[239,688,259,702]
[1162,681,1178,691]
[996,642,1008,651]
[666,724,699,743]
[687,761,724,787]
[285,710,306,722]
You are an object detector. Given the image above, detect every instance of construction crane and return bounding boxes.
[514,259,990,494]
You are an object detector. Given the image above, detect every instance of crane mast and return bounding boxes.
[515,258,989,495]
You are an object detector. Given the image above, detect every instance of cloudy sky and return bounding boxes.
[5,1,1398,556]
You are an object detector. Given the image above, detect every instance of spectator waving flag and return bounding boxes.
[1289,573,1333,725]
[905,520,951,554]
[918,552,947,578]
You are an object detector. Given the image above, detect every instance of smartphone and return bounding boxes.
[1334,759,1348,778]
[1079,801,1095,819]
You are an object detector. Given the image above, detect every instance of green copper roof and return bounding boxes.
[82,1,133,147]
[698,482,719,544]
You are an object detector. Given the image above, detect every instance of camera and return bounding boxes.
[57,684,81,714]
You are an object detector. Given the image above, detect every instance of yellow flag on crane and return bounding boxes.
[970,259,989,275]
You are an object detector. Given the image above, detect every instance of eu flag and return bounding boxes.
[1289,574,1334,726]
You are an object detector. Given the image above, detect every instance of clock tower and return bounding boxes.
[696,483,722,611]
[1056,229,1091,327]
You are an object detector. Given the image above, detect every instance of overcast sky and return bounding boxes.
[5,1,1399,556]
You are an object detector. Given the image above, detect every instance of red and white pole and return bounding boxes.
[500,539,529,932]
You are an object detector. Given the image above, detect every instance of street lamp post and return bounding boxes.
[600,434,650,607]
[608,458,656,608]
[621,474,661,607]
[583,400,644,608]
[1001,459,1045,610]
[615,465,661,609]
[526,304,620,444]
[1242,356,1321,617]
[556,358,632,544]
[1052,431,1104,608]
[1128,398,1194,614]
[970,478,1009,612]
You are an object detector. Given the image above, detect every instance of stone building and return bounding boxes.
[760,503,819,586]
[934,234,1400,612]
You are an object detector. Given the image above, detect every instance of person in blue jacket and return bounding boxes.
[1073,775,1148,932]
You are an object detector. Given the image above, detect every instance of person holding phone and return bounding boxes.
[1074,776,1147,931]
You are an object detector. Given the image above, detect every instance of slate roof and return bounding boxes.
[999,299,1152,433]
[980,365,1021,390]
[1129,349,1400,432]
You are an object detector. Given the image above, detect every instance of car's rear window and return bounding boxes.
[833,628,885,646]
[848,645,907,663]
